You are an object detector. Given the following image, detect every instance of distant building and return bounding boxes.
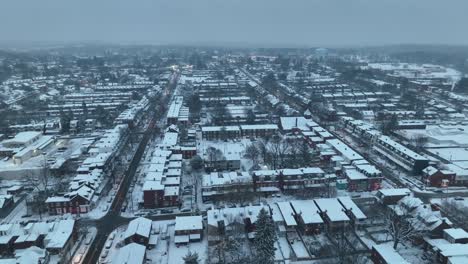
[373,135,429,175]
[422,166,456,187]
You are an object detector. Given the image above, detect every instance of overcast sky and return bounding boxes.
[0,0,467,47]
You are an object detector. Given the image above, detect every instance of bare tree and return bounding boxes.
[286,138,301,167]
[256,139,269,165]
[267,135,291,169]
[331,230,367,264]
[441,199,468,230]
[267,136,281,169]
[413,134,428,151]
[277,136,291,169]
[23,165,52,197]
[23,168,52,220]
[207,147,224,163]
[244,144,260,166]
[384,204,421,250]
[213,215,249,264]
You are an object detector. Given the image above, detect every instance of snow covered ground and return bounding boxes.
[363,63,462,82]
[101,219,208,264]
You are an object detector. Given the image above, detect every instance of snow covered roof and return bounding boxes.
[423,166,439,176]
[252,167,324,179]
[45,196,70,203]
[326,139,364,162]
[280,116,308,131]
[354,163,381,176]
[345,168,368,180]
[240,124,278,130]
[378,188,411,197]
[373,244,409,264]
[444,228,468,240]
[0,195,13,208]
[175,216,203,231]
[45,219,75,249]
[438,243,468,258]
[377,135,427,161]
[207,205,268,228]
[14,246,47,264]
[2,131,41,146]
[201,126,240,132]
[202,171,251,187]
[162,132,178,146]
[290,200,323,224]
[124,217,152,240]
[276,202,297,227]
[143,180,164,191]
[314,198,350,222]
[337,197,366,220]
[164,186,179,196]
[115,242,146,264]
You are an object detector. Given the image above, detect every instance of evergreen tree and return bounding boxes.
[82,102,88,120]
[189,155,204,171]
[244,144,260,166]
[183,251,200,264]
[299,142,312,167]
[253,208,277,264]
[382,114,398,135]
[187,93,202,113]
[246,109,256,124]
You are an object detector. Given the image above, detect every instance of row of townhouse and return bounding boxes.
[373,135,429,175]
[285,115,385,192]
[252,167,335,194]
[319,138,383,191]
[63,92,133,103]
[273,197,367,236]
[201,124,278,140]
[206,197,366,246]
[46,169,102,215]
[0,219,77,257]
[142,148,183,208]
[321,91,391,102]
[166,96,188,125]
[201,171,253,201]
[46,125,128,215]
[194,81,244,98]
[114,96,149,127]
[201,165,336,201]
[340,116,430,175]
[94,82,153,92]
[199,95,251,106]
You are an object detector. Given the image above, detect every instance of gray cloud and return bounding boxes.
[0,0,467,47]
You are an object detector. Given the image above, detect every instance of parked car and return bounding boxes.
[160,209,174,214]
[85,235,93,245]
[105,240,113,249]
[73,254,82,264]
[100,250,109,260]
